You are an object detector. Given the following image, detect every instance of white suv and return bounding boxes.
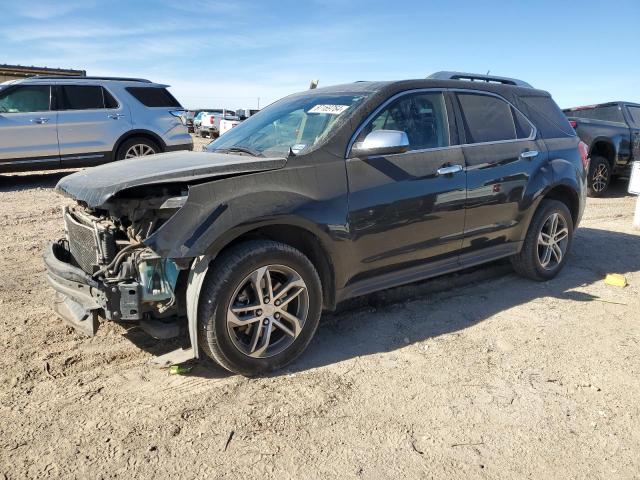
[0,76,193,172]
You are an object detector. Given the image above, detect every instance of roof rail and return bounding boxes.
[30,75,152,83]
[428,71,533,88]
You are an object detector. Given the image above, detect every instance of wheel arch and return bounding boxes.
[541,184,580,227]
[113,129,167,158]
[589,138,616,168]
[205,222,337,311]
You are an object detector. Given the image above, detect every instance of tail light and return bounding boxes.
[169,110,186,125]
[578,141,589,169]
[569,120,577,129]
[210,116,215,125]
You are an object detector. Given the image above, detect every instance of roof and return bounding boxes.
[563,101,640,111]
[291,78,548,99]
[2,75,167,88]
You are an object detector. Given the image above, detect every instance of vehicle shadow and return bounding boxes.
[602,178,633,199]
[0,170,76,193]
[126,227,640,378]
[289,227,640,373]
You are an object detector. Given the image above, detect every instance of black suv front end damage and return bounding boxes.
[44,204,184,337]
[43,150,288,346]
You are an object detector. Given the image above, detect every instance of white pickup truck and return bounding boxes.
[196,109,241,138]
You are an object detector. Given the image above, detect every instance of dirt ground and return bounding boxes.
[1,141,639,479]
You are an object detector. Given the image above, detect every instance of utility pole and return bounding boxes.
[257,97,260,109]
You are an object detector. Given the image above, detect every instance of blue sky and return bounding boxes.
[1,0,639,110]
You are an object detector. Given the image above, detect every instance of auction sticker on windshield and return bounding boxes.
[308,104,349,115]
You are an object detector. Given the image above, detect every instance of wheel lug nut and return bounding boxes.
[274,312,280,319]
[274,300,281,306]
[264,297,270,304]
[263,318,269,325]
[256,310,263,316]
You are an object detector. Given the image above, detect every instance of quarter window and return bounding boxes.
[358,92,450,151]
[0,85,50,113]
[457,93,524,143]
[126,87,181,107]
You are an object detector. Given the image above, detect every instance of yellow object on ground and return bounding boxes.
[169,365,192,375]
[604,274,627,288]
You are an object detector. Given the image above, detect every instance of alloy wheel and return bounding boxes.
[537,212,569,270]
[125,144,156,158]
[591,163,609,193]
[226,265,309,358]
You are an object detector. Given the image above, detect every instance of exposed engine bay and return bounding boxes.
[58,187,189,328]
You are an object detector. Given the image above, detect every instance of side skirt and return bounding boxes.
[336,242,522,303]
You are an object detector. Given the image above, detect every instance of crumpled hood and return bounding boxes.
[56,151,287,208]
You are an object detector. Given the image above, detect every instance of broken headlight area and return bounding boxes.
[53,196,189,336]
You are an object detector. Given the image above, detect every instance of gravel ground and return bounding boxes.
[1,142,639,479]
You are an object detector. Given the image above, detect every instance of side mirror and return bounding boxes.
[351,129,409,157]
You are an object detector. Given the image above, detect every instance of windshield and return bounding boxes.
[205,92,369,157]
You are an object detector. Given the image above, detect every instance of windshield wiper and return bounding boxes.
[214,146,263,157]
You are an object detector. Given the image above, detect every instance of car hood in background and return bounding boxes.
[56,151,287,208]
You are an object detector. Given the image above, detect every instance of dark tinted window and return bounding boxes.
[625,105,640,126]
[457,93,516,143]
[519,95,574,139]
[513,107,534,139]
[59,85,104,110]
[566,105,625,123]
[359,92,450,150]
[103,89,119,109]
[0,85,50,113]
[126,87,181,107]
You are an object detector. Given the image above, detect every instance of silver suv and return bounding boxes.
[0,76,193,172]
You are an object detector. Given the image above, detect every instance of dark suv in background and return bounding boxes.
[564,102,640,196]
[44,72,587,375]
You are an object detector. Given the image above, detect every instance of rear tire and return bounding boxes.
[587,155,611,197]
[115,137,159,160]
[511,199,574,281]
[197,240,322,376]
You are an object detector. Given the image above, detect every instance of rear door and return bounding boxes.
[454,90,547,253]
[56,84,132,167]
[0,84,59,171]
[346,90,467,280]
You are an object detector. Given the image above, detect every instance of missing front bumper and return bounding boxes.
[43,241,108,336]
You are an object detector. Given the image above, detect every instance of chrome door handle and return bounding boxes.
[436,164,463,176]
[107,113,124,119]
[520,150,539,160]
[30,117,49,124]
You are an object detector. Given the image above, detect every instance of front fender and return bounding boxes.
[145,155,349,261]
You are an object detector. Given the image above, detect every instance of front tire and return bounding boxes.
[511,199,574,281]
[587,155,611,197]
[197,240,322,376]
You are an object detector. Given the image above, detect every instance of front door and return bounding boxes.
[56,84,132,167]
[346,90,466,283]
[454,91,548,253]
[0,84,59,171]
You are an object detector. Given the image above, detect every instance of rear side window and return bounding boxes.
[566,105,625,123]
[0,85,50,113]
[126,87,181,107]
[457,93,521,143]
[59,85,103,110]
[358,91,450,151]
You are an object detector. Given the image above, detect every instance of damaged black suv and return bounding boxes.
[44,72,587,375]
